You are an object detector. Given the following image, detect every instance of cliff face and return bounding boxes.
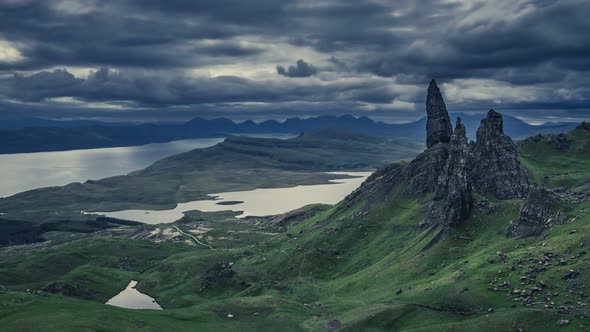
[426,117,473,226]
[470,110,530,198]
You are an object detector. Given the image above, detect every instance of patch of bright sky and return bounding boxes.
[189,36,329,79]
[51,0,100,15]
[0,39,25,64]
[442,79,542,104]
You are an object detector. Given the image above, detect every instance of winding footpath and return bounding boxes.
[173,226,214,249]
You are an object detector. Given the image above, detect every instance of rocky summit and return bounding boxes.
[420,84,533,226]
[348,80,533,227]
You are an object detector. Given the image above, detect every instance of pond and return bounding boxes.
[105,280,163,310]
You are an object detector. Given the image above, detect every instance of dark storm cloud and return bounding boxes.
[0,1,263,70]
[0,0,588,122]
[1,68,398,106]
[354,0,590,81]
[7,69,83,102]
[277,59,318,78]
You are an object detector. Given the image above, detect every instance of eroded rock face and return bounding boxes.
[506,186,569,238]
[470,110,530,199]
[426,80,453,149]
[404,143,449,195]
[427,118,473,226]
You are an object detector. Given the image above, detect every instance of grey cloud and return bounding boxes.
[9,70,83,102]
[277,60,318,78]
[1,68,399,106]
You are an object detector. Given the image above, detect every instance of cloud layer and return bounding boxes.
[0,0,589,122]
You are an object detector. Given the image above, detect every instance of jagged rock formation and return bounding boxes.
[426,118,473,226]
[344,81,531,228]
[426,80,453,148]
[578,121,590,132]
[470,110,530,199]
[506,186,569,238]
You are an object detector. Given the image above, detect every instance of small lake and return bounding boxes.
[93,171,372,224]
[106,280,163,310]
[0,134,291,198]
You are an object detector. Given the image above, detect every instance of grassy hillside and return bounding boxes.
[518,126,590,190]
[0,127,588,331]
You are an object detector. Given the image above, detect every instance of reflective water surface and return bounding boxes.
[0,138,225,197]
[94,172,372,224]
[106,280,163,310]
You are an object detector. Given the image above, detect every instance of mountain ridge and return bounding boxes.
[0,113,579,154]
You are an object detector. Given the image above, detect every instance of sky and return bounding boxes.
[0,0,589,124]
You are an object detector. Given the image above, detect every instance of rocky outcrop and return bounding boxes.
[506,186,570,238]
[199,262,235,291]
[578,121,590,132]
[426,80,453,148]
[426,118,473,226]
[42,281,97,300]
[550,133,572,151]
[470,110,530,199]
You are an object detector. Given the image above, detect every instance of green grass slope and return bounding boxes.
[518,126,590,190]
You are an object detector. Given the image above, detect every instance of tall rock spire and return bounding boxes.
[470,110,530,198]
[427,117,473,226]
[450,117,468,145]
[426,80,453,148]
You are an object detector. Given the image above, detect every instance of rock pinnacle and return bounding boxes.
[426,80,453,148]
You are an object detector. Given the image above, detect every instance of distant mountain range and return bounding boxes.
[0,117,128,130]
[0,114,579,154]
